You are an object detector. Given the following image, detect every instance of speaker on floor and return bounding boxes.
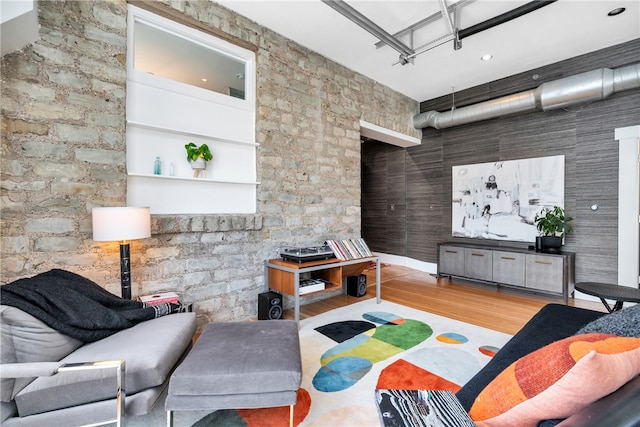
[258,291,283,320]
[346,274,367,297]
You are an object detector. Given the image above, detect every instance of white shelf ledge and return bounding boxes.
[128,172,260,185]
[360,120,421,148]
[126,120,259,147]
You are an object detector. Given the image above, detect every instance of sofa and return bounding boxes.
[456,303,640,426]
[0,270,197,426]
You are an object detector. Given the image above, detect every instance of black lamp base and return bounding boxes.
[119,242,132,300]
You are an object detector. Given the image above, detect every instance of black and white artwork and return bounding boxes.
[452,155,564,242]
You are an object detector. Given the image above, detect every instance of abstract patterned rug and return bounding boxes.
[191,299,511,427]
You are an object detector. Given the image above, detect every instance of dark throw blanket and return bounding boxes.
[1,269,178,342]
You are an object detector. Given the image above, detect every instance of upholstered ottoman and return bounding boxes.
[165,320,302,427]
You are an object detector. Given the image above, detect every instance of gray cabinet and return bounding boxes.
[438,245,465,277]
[493,251,526,287]
[437,242,575,303]
[525,253,565,293]
[465,248,493,282]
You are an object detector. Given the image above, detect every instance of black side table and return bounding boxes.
[575,282,640,312]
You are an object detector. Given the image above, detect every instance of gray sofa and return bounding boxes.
[1,304,196,426]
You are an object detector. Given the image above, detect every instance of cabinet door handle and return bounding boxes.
[445,250,458,254]
[501,256,516,261]
[471,253,484,257]
[535,260,553,265]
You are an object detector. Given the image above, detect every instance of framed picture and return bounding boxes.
[452,155,564,242]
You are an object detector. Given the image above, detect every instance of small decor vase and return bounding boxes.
[190,157,207,178]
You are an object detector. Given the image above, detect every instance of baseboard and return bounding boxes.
[372,252,437,275]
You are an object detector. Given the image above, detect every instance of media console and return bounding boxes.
[264,256,381,322]
[437,242,575,304]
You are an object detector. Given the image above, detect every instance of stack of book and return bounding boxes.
[138,292,180,306]
[325,238,373,260]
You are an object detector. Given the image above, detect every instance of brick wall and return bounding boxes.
[0,0,419,327]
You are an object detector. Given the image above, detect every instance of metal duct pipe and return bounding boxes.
[413,63,640,130]
[458,1,557,42]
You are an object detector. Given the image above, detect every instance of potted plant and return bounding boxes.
[534,206,573,252]
[184,142,213,178]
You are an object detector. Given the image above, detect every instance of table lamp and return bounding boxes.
[92,207,151,299]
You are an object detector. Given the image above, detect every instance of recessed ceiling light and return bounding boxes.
[201,78,208,82]
[481,54,493,61]
[608,7,626,16]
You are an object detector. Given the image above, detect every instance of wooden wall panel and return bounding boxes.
[361,140,407,255]
[361,141,387,252]
[406,134,443,261]
[386,149,407,256]
[362,39,640,284]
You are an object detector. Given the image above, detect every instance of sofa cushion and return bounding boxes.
[576,304,640,337]
[13,311,196,417]
[456,304,605,411]
[167,320,302,397]
[1,305,82,402]
[468,333,640,427]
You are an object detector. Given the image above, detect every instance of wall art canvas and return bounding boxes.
[452,155,564,242]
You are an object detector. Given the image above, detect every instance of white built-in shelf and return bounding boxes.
[128,172,260,185]
[127,121,260,147]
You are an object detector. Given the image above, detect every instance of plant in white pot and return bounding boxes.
[185,142,213,178]
[534,206,573,252]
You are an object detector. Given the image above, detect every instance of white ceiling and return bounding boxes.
[217,0,640,102]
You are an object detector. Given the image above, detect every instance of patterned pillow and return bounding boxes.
[468,333,640,427]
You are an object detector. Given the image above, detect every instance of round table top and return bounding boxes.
[575,282,640,302]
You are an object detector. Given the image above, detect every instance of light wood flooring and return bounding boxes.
[285,263,607,335]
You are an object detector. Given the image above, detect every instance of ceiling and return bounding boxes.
[217,0,640,102]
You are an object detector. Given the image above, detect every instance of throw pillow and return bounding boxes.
[468,333,640,427]
[576,304,640,337]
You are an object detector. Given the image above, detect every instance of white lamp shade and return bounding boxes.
[92,207,151,242]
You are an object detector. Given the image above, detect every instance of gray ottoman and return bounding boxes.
[165,320,302,427]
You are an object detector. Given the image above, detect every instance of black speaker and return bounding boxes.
[346,274,367,297]
[258,291,283,320]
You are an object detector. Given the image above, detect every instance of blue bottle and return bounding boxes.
[153,157,162,175]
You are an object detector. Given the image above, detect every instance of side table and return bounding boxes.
[265,256,381,322]
[575,282,640,312]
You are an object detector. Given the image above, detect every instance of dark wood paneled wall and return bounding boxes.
[361,39,640,284]
[361,140,407,255]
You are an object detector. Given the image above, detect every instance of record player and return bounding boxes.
[279,245,335,263]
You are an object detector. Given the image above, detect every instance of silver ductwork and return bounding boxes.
[414,63,640,130]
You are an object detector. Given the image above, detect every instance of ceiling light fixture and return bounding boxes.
[201,78,208,82]
[608,7,626,16]
[481,54,493,61]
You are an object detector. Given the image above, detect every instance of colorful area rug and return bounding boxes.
[192,299,511,427]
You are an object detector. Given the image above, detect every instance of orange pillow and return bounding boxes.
[469,333,640,427]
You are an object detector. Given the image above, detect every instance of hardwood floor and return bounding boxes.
[285,263,607,335]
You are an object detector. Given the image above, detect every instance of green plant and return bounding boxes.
[534,206,573,237]
[184,142,213,162]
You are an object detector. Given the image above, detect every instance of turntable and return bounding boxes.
[279,245,335,263]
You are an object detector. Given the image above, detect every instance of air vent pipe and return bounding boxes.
[413,63,640,130]
[457,1,557,43]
